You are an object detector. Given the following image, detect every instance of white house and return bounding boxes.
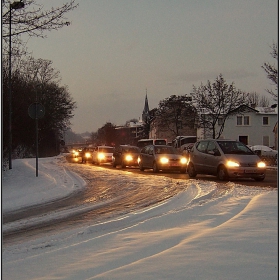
[217,105,278,148]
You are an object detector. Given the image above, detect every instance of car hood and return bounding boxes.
[155,154,184,159]
[224,154,262,163]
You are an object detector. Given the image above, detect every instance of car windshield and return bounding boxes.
[155,146,177,154]
[217,141,254,155]
[124,147,140,153]
[99,147,114,153]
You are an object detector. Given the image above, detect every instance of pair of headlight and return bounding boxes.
[226,160,266,168]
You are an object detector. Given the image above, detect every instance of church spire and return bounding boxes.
[142,89,150,123]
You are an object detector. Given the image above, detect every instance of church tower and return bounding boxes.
[142,89,150,123]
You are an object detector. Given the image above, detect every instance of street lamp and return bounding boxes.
[8,0,24,169]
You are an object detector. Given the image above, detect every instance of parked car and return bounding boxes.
[138,145,188,173]
[92,146,114,165]
[187,139,266,181]
[112,145,140,168]
[250,145,277,157]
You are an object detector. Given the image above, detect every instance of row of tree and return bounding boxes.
[2,1,78,160]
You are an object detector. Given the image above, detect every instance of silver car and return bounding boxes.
[187,139,266,181]
[138,145,188,173]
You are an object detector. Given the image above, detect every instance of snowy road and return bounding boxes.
[2,156,278,279]
[3,156,277,246]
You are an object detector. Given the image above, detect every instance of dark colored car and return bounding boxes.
[187,139,266,181]
[138,145,188,173]
[112,145,140,168]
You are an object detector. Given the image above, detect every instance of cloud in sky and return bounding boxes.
[26,0,278,133]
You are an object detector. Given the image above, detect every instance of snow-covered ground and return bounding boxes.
[2,156,278,280]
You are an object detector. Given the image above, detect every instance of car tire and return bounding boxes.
[139,162,145,171]
[217,165,228,181]
[187,163,197,178]
[153,162,159,173]
[121,161,126,169]
[112,161,117,168]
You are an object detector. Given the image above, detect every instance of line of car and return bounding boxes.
[71,139,276,182]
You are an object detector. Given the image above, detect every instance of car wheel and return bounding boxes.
[187,163,197,178]
[139,161,145,171]
[153,162,159,173]
[112,161,117,168]
[121,161,126,168]
[217,165,228,181]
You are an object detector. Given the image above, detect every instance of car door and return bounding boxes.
[204,140,221,175]
[193,141,208,172]
[143,146,153,168]
[140,146,149,167]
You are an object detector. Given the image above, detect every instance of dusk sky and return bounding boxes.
[26,0,278,133]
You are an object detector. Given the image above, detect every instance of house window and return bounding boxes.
[237,116,242,125]
[244,116,250,125]
[236,116,250,126]
[263,116,269,125]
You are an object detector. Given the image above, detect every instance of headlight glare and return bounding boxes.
[98,153,105,160]
[226,160,239,167]
[257,161,266,168]
[125,155,133,161]
[180,157,187,164]
[160,157,169,164]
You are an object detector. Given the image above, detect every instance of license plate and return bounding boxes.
[245,169,257,173]
[170,163,180,166]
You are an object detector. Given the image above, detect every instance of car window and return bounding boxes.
[126,147,140,153]
[206,141,219,155]
[217,141,254,155]
[141,146,150,154]
[196,141,208,153]
[155,146,176,154]
[99,147,114,153]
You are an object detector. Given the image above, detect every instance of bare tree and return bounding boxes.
[2,0,78,58]
[154,95,196,138]
[247,92,270,107]
[2,0,78,39]
[191,74,248,139]
[262,43,278,102]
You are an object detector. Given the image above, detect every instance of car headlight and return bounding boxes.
[226,160,240,167]
[180,157,187,164]
[125,155,133,161]
[85,152,91,158]
[98,153,105,160]
[74,151,79,157]
[257,161,266,168]
[160,157,169,164]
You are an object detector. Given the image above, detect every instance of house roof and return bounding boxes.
[228,104,278,115]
